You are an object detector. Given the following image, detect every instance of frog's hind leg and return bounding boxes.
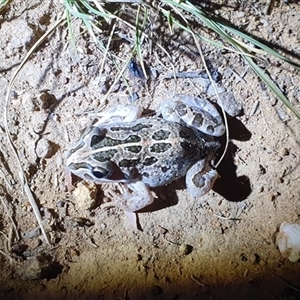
[186,159,219,198]
[159,94,225,137]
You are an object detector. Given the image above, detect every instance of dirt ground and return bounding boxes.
[0,1,300,299]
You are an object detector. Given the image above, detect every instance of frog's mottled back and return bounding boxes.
[73,117,219,187]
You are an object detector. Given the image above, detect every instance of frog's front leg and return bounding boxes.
[116,181,155,212]
[159,94,225,137]
[186,159,219,197]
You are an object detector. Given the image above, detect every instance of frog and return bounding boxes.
[66,94,225,219]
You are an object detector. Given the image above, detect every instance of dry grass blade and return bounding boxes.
[163,0,300,119]
[3,15,66,245]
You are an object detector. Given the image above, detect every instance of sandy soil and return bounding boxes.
[0,1,300,299]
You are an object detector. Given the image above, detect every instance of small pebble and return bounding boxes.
[22,228,41,240]
[258,164,266,175]
[56,200,65,208]
[236,12,245,18]
[179,244,193,255]
[73,182,97,210]
[249,253,260,264]
[35,91,57,110]
[279,147,289,156]
[136,254,143,261]
[36,139,55,159]
[266,193,275,201]
[258,186,264,193]
[277,177,284,184]
[158,225,168,235]
[10,91,18,98]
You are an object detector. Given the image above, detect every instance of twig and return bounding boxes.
[250,100,260,116]
[189,275,207,287]
[214,214,241,221]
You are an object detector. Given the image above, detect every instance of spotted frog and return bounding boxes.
[66,94,225,213]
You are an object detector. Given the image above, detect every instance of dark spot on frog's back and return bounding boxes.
[124,145,142,153]
[94,149,118,162]
[143,157,158,166]
[119,158,140,168]
[152,129,171,140]
[124,135,141,143]
[192,114,204,127]
[150,143,172,153]
[161,166,171,173]
[175,102,188,116]
[92,135,141,149]
[90,134,105,148]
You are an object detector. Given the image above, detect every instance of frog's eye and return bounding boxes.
[91,167,109,179]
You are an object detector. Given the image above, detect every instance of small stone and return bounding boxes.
[279,147,289,156]
[10,91,18,99]
[34,91,57,110]
[36,139,55,159]
[179,244,193,255]
[269,97,277,106]
[268,193,276,201]
[277,177,284,184]
[22,228,41,240]
[73,182,97,210]
[258,164,266,175]
[158,225,168,235]
[61,76,69,85]
[258,186,264,193]
[240,253,248,262]
[2,19,34,51]
[249,253,260,264]
[56,200,65,208]
[276,221,300,262]
[100,223,107,230]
